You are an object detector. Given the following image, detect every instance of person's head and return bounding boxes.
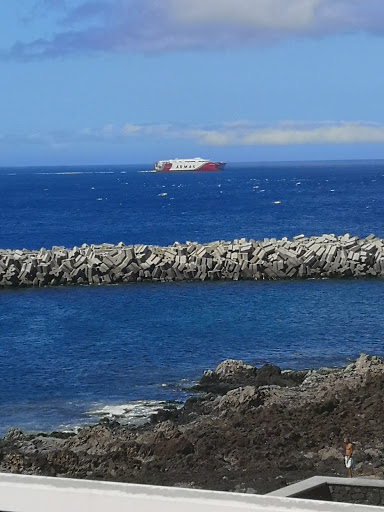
[344,436,350,443]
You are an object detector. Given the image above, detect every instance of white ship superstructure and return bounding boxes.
[152,158,225,172]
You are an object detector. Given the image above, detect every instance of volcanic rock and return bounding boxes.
[1,354,384,494]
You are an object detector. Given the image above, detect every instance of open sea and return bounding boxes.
[1,160,384,436]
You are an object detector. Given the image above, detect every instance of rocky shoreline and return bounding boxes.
[1,233,384,288]
[1,354,384,494]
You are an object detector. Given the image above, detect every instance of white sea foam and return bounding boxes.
[35,171,87,175]
[34,171,115,176]
[85,400,180,426]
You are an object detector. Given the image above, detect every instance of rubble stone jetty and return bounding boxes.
[1,233,384,288]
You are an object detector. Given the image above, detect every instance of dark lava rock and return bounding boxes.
[193,359,307,393]
[1,354,384,494]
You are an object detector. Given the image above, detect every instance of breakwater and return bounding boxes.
[1,233,384,288]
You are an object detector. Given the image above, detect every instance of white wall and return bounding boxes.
[0,473,374,512]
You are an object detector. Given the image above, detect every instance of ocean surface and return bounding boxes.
[1,160,384,435]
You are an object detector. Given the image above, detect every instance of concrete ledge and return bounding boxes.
[268,476,384,507]
[269,477,384,497]
[268,476,332,497]
[0,473,376,512]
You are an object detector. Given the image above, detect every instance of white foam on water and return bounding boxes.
[35,171,87,175]
[34,170,115,176]
[85,400,179,426]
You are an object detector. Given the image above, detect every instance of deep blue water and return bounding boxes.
[1,161,384,435]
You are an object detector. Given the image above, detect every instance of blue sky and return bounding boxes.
[1,0,384,166]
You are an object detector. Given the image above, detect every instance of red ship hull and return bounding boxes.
[158,162,225,172]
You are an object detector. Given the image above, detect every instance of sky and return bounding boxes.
[1,0,384,166]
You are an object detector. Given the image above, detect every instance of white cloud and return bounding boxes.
[168,0,321,31]
[121,123,142,136]
[191,130,237,146]
[4,121,384,148]
[4,0,384,58]
[193,122,384,146]
[102,123,114,134]
[78,121,384,146]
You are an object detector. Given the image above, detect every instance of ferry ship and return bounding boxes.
[152,157,225,172]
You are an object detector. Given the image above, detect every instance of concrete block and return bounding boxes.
[364,243,379,255]
[173,268,184,281]
[304,254,317,266]
[314,246,326,258]
[262,245,275,256]
[196,246,208,258]
[239,243,253,253]
[73,255,87,269]
[152,267,162,279]
[240,267,254,278]
[126,262,140,273]
[328,245,337,260]
[287,267,298,278]
[215,245,226,256]
[97,263,110,273]
[110,251,128,267]
[207,270,219,280]
[298,265,307,277]
[175,254,187,264]
[249,250,264,264]
[264,267,278,279]
[186,244,197,255]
